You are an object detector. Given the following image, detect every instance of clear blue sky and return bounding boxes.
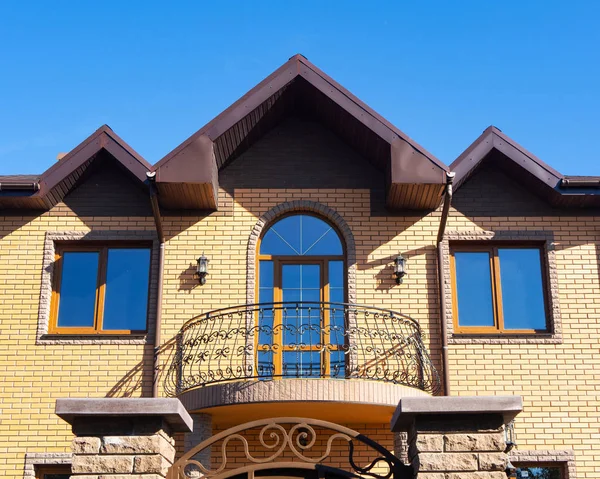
[1,1,599,175]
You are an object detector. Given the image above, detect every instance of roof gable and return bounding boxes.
[0,125,151,210]
[451,126,600,208]
[153,54,448,210]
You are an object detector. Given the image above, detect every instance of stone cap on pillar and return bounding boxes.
[56,398,193,432]
[391,395,522,432]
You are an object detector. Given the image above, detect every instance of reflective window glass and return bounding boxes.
[56,251,99,328]
[454,251,495,327]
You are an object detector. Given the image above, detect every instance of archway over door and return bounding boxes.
[168,417,412,479]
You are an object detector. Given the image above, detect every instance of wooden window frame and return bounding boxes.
[36,465,72,478]
[49,242,152,335]
[450,243,550,335]
[256,213,347,377]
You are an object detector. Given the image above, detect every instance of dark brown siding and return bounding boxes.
[452,162,557,217]
[220,117,385,192]
[52,153,152,217]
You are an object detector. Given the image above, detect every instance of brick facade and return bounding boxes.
[1,120,599,477]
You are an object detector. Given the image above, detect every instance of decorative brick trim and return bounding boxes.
[36,230,159,345]
[245,202,358,374]
[510,449,576,478]
[23,452,72,479]
[441,230,562,344]
[184,413,213,465]
[246,200,357,306]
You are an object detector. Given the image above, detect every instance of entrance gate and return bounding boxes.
[167,417,412,479]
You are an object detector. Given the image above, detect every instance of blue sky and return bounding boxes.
[1,1,599,175]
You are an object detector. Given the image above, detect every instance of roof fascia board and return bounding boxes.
[154,59,300,171]
[491,129,561,187]
[37,126,150,200]
[451,130,495,189]
[390,138,447,185]
[154,55,448,181]
[452,127,563,193]
[102,135,152,183]
[296,57,446,172]
[38,134,105,196]
[204,64,297,140]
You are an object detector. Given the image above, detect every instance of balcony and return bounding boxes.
[164,302,440,402]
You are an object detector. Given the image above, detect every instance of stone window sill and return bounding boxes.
[449,333,561,345]
[37,334,148,345]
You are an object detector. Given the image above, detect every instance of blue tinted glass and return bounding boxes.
[259,287,273,303]
[260,215,342,256]
[329,289,344,304]
[330,351,346,378]
[103,248,150,331]
[282,264,320,290]
[259,261,273,288]
[57,252,99,327]
[260,229,298,255]
[283,289,301,303]
[260,216,301,255]
[499,249,547,330]
[455,252,495,327]
[283,351,321,377]
[329,261,344,288]
[302,216,342,255]
[282,264,301,288]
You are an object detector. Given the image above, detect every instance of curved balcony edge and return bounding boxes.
[164,302,441,397]
[177,378,430,420]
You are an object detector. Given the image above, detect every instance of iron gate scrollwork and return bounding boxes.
[168,417,412,479]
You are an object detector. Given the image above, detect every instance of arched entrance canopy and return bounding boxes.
[168,417,412,479]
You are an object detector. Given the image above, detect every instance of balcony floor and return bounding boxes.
[178,378,430,425]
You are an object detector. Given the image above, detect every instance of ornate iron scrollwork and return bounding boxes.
[164,302,440,397]
[167,418,413,479]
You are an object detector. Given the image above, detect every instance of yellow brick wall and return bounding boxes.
[0,211,155,476]
[2,170,599,476]
[446,211,600,477]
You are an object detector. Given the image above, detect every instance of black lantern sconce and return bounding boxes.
[196,253,209,285]
[394,254,406,284]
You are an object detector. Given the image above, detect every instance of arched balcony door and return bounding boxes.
[257,214,346,379]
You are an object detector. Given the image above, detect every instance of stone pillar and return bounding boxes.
[56,398,193,478]
[391,395,523,479]
[184,413,213,467]
[393,432,409,464]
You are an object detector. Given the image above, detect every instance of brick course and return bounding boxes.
[1,127,599,476]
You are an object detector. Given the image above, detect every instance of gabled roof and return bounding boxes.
[0,125,151,210]
[451,126,600,208]
[4,56,600,213]
[152,54,449,210]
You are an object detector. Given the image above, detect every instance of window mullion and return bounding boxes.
[491,247,505,332]
[95,247,108,332]
[322,260,330,377]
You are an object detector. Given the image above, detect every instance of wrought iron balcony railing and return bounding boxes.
[164,302,440,396]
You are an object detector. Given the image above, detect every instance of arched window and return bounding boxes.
[257,214,346,379]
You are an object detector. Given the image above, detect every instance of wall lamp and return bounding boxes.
[196,253,209,285]
[394,254,406,284]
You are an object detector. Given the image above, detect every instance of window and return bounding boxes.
[258,214,346,378]
[36,466,71,479]
[514,464,563,479]
[50,245,151,334]
[450,245,549,333]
